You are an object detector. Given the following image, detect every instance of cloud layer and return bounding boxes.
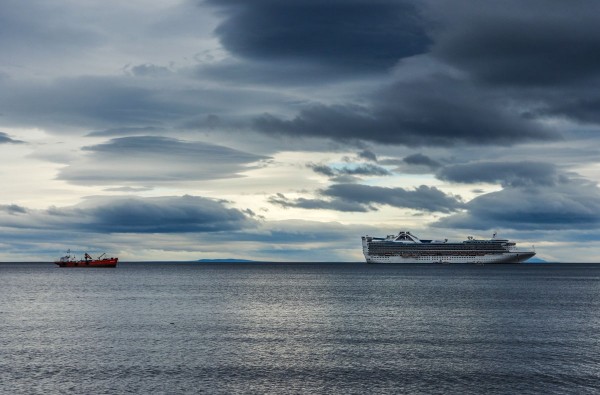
[436,182,600,230]
[0,195,256,233]
[271,184,463,213]
[58,136,267,185]
[208,0,431,75]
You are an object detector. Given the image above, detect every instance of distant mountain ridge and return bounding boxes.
[197,258,258,263]
[525,257,547,263]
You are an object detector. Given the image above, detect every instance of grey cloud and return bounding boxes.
[0,75,285,133]
[308,163,391,178]
[194,59,360,87]
[254,75,558,147]
[309,164,336,177]
[85,196,255,233]
[424,1,600,130]
[103,186,154,192]
[435,181,600,230]
[58,136,267,185]
[432,0,600,87]
[0,76,190,130]
[358,150,378,162]
[86,126,166,137]
[0,204,27,215]
[0,195,256,233]
[403,153,441,169]
[270,183,463,213]
[0,0,102,54]
[206,0,431,75]
[340,164,390,176]
[129,64,173,77]
[437,161,562,187]
[0,132,24,144]
[534,87,600,126]
[323,184,463,213]
[269,193,369,212]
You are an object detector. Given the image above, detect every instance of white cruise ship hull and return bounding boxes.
[362,231,536,264]
[364,252,535,264]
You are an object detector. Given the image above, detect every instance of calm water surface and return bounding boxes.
[1,262,599,394]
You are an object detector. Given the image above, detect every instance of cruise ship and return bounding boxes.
[362,231,535,264]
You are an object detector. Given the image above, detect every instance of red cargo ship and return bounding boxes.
[55,250,118,268]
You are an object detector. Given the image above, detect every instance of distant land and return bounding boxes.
[197,258,258,263]
[526,257,547,263]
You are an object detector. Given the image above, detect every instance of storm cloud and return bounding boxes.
[254,75,558,146]
[403,153,441,169]
[435,181,600,230]
[206,0,431,75]
[0,195,256,233]
[271,184,463,213]
[432,0,600,87]
[308,163,391,178]
[437,161,563,188]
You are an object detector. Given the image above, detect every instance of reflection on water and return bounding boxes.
[1,262,600,394]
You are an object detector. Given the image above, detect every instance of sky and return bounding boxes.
[1,0,599,262]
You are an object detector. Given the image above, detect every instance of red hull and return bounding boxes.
[55,258,118,268]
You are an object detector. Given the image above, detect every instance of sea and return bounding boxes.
[1,262,599,394]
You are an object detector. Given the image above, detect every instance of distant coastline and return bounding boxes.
[525,257,547,263]
[197,258,258,263]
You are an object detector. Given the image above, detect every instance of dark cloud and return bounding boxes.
[0,195,256,233]
[0,204,27,215]
[206,0,431,75]
[309,164,336,177]
[0,132,24,144]
[308,163,391,178]
[358,150,377,162]
[254,75,558,146]
[85,195,255,233]
[403,153,441,169]
[58,136,267,185]
[323,184,463,212]
[534,87,600,125]
[432,0,600,86]
[270,183,463,213]
[437,161,563,188]
[86,126,166,138]
[269,193,369,212]
[435,181,600,230]
[194,59,358,86]
[340,164,390,176]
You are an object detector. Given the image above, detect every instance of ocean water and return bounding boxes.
[1,262,599,394]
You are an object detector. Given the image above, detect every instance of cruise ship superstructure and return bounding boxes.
[362,231,535,264]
